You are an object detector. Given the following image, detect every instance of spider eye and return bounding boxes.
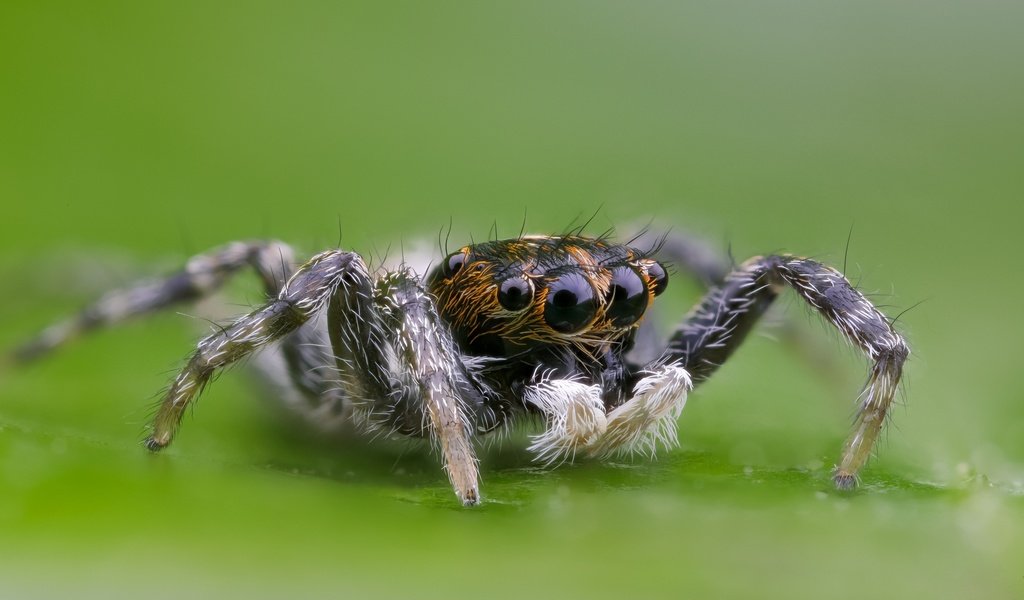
[497,277,534,311]
[441,251,468,279]
[646,261,668,296]
[605,266,649,327]
[543,272,597,333]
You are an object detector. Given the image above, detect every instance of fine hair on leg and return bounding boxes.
[662,255,909,489]
[325,267,484,505]
[144,249,360,450]
[10,240,297,363]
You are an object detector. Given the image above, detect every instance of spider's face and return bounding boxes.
[426,235,667,357]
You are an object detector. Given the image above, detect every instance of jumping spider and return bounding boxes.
[10,230,908,505]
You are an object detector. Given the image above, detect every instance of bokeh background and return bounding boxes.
[2,1,1022,598]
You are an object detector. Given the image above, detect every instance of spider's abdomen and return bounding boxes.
[426,235,668,358]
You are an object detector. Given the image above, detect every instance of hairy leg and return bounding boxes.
[15,242,486,505]
[145,249,362,450]
[662,255,909,489]
[11,240,296,362]
[9,240,343,413]
[325,267,485,506]
[627,227,847,382]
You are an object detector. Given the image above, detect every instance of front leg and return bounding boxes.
[146,250,486,506]
[145,250,359,449]
[663,255,910,489]
[327,269,484,506]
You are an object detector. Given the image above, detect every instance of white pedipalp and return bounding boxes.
[523,377,607,465]
[587,364,692,459]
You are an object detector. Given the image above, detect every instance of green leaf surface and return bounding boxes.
[2,1,1022,598]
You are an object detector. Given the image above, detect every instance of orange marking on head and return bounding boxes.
[427,236,664,357]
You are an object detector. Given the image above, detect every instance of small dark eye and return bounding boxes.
[543,271,597,333]
[442,251,468,278]
[605,266,649,327]
[498,277,534,311]
[646,261,668,296]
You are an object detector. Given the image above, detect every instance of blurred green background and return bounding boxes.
[2,1,1022,598]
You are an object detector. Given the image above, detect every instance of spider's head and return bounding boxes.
[426,235,667,357]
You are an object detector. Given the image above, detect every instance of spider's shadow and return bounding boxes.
[248,410,656,504]
[244,394,949,505]
[254,415,717,506]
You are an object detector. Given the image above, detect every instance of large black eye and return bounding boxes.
[497,277,533,311]
[544,271,597,333]
[646,261,668,296]
[441,251,468,279]
[605,265,649,327]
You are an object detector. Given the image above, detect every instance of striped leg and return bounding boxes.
[628,228,844,380]
[325,267,483,505]
[662,255,910,489]
[9,240,341,411]
[11,241,297,363]
[144,250,360,451]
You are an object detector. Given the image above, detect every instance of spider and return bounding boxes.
[9,229,908,506]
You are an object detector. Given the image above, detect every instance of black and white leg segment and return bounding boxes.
[145,249,354,451]
[11,239,338,424]
[664,255,909,489]
[377,273,483,506]
[628,228,844,380]
[523,365,692,463]
[142,250,483,505]
[11,240,297,363]
[326,269,482,506]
